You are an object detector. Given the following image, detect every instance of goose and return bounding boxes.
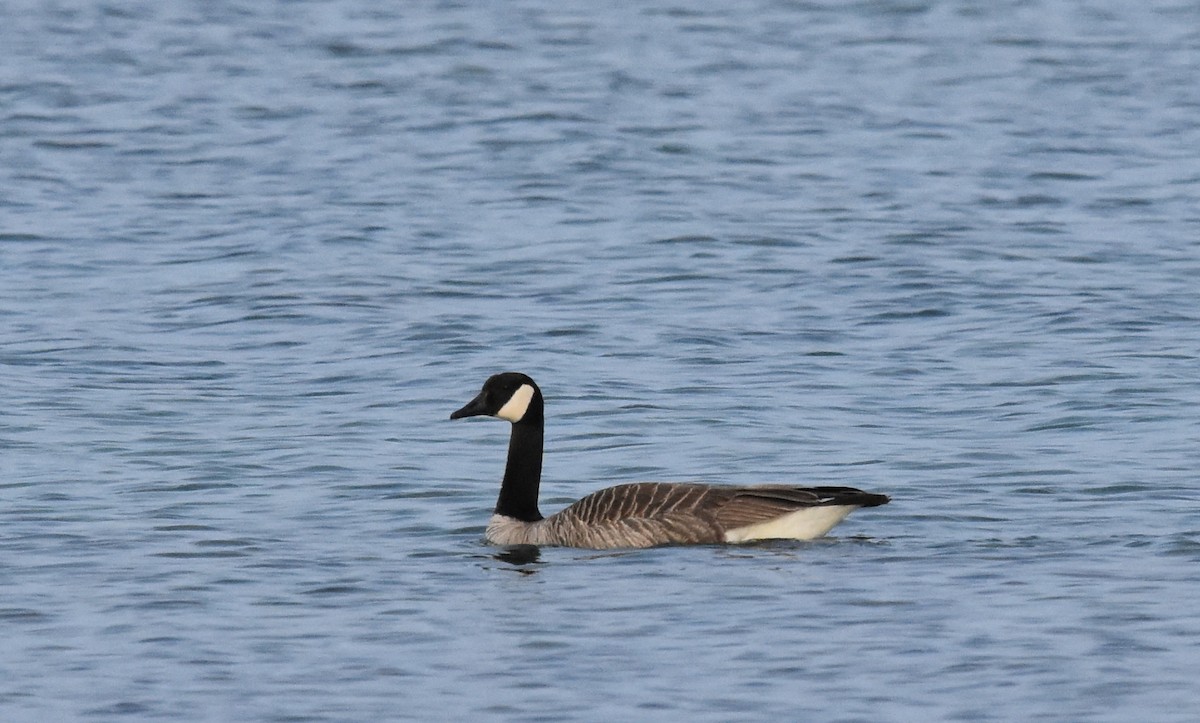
[450,372,889,549]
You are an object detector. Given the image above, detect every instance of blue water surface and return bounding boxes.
[2,1,1199,721]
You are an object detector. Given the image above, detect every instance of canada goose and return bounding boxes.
[450,372,889,549]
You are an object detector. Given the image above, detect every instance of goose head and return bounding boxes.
[450,372,543,424]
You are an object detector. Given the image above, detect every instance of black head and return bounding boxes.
[450,372,543,424]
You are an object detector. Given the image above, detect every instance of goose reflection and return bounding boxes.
[493,544,541,569]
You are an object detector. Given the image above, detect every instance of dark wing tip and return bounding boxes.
[813,487,890,507]
[857,492,890,508]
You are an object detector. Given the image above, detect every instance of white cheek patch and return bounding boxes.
[495,384,535,422]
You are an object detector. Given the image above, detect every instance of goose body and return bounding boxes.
[451,372,889,550]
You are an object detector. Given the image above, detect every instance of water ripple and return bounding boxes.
[2,1,1199,721]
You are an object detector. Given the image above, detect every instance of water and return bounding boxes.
[3,0,1199,720]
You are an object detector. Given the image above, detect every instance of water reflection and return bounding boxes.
[493,544,541,571]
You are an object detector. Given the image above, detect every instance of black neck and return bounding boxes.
[494,416,544,522]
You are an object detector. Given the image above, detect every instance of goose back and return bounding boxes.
[486,482,889,548]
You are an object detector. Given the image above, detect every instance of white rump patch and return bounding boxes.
[495,383,535,422]
[724,505,857,543]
